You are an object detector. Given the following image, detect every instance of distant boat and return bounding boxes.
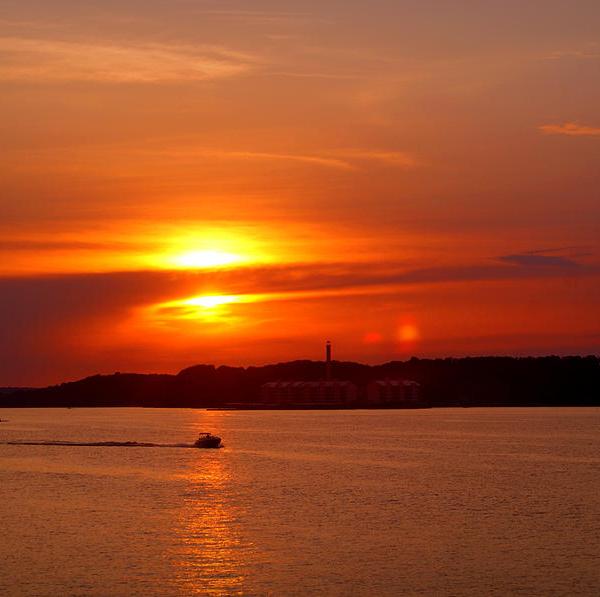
[194,433,222,448]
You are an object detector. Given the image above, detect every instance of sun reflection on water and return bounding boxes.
[172,414,254,596]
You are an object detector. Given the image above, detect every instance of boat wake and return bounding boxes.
[2,440,200,448]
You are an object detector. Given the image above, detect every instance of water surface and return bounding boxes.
[1,408,599,596]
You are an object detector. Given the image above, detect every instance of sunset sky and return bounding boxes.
[1,0,599,385]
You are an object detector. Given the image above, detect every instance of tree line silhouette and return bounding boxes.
[1,356,598,408]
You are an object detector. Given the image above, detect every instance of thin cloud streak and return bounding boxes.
[334,150,420,168]
[499,254,581,268]
[0,37,257,82]
[539,122,600,137]
[14,143,419,172]
[1,255,595,310]
[267,71,364,80]
[193,9,316,25]
[161,148,419,170]
[544,48,600,60]
[0,239,141,251]
[206,150,354,170]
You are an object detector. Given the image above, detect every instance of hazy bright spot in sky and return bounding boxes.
[142,227,274,271]
[148,293,259,324]
[170,250,243,269]
[183,295,243,309]
[398,324,420,343]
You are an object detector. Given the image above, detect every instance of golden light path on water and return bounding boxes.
[173,411,254,596]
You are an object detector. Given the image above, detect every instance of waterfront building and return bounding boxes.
[366,379,421,405]
[260,341,358,407]
[260,380,358,406]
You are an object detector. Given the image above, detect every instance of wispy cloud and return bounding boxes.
[0,18,62,30]
[526,246,589,255]
[266,71,364,80]
[203,150,354,170]
[498,254,580,268]
[2,255,595,312]
[543,48,600,61]
[0,239,138,251]
[3,140,420,175]
[0,37,257,82]
[334,150,420,168]
[539,122,600,137]
[148,147,418,171]
[524,246,593,259]
[194,9,315,25]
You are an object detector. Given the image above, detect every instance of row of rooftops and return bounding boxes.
[257,344,423,406]
[260,378,422,406]
[262,380,358,388]
[261,379,420,388]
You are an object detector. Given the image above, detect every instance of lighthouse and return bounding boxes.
[260,340,358,405]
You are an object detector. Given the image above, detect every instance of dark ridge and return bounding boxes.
[0,387,32,395]
[1,356,598,408]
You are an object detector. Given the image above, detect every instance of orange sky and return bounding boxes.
[1,1,599,385]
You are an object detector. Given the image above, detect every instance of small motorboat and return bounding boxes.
[194,433,222,448]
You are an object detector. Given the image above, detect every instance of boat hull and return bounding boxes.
[194,437,222,448]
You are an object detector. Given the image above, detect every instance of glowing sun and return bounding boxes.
[171,250,242,269]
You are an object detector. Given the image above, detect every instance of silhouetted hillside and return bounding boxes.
[0,387,32,395]
[1,356,598,408]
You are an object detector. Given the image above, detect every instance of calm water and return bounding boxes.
[0,408,599,596]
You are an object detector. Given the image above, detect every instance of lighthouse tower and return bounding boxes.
[326,340,332,381]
